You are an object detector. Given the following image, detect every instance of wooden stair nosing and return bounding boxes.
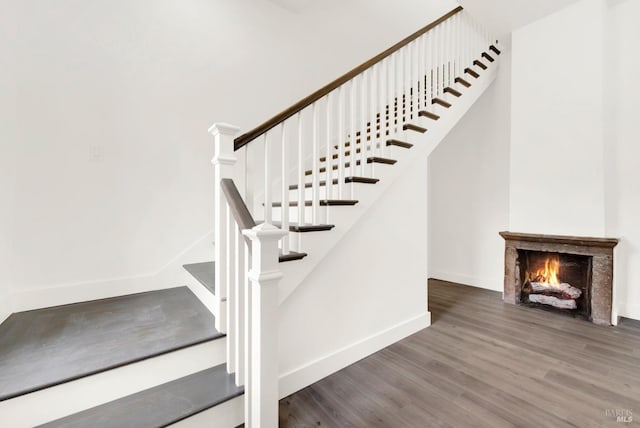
[481,52,495,63]
[443,87,462,97]
[278,251,307,262]
[403,123,428,133]
[454,77,471,88]
[473,59,487,70]
[306,157,397,175]
[431,97,452,108]
[386,139,413,149]
[270,222,335,233]
[366,156,397,165]
[288,176,378,190]
[490,45,501,55]
[271,200,358,207]
[418,110,440,120]
[464,67,480,78]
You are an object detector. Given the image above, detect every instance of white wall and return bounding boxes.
[0,0,456,309]
[509,0,639,320]
[278,154,429,396]
[510,0,605,237]
[427,48,511,291]
[605,0,640,320]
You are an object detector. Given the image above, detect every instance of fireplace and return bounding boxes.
[499,232,618,325]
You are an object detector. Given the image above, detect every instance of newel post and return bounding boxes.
[209,123,241,333]
[242,223,286,428]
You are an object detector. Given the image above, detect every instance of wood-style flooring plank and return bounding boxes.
[279,279,640,427]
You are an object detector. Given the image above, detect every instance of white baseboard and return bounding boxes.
[7,231,214,314]
[618,303,640,322]
[278,311,430,399]
[429,269,502,292]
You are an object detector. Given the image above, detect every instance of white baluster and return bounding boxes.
[297,112,304,230]
[337,86,345,200]
[349,78,356,189]
[380,59,388,158]
[325,93,333,210]
[359,73,366,177]
[234,226,245,386]
[419,35,425,112]
[264,132,272,224]
[243,239,252,426]
[209,122,240,333]
[391,52,397,134]
[311,102,319,224]
[226,203,236,374]
[411,41,417,121]
[280,122,289,254]
[371,65,379,168]
[242,223,287,428]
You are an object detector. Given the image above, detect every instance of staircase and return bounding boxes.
[0,6,499,427]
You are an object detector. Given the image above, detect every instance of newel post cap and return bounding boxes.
[242,222,287,242]
[208,122,241,137]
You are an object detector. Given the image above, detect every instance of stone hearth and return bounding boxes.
[499,231,618,325]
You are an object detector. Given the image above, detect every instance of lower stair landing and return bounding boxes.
[0,286,222,402]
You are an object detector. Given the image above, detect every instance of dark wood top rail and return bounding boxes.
[234,6,464,151]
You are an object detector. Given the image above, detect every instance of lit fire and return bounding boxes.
[531,254,560,286]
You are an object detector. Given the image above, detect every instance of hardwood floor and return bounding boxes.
[279,279,640,427]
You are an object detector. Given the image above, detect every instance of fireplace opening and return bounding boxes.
[518,250,592,319]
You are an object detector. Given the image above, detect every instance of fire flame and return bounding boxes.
[532,255,560,286]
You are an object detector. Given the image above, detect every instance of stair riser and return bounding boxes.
[0,339,226,427]
[169,395,244,428]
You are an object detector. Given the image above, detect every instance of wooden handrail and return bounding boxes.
[234,5,464,151]
[221,178,257,232]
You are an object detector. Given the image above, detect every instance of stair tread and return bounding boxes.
[473,59,487,70]
[432,98,452,108]
[257,221,335,233]
[465,67,480,78]
[418,110,440,120]
[183,261,215,295]
[271,200,358,207]
[37,364,243,428]
[306,157,395,175]
[403,123,428,133]
[387,139,413,149]
[278,251,308,262]
[0,287,222,402]
[288,176,378,190]
[272,222,335,233]
[454,77,471,88]
[444,87,462,97]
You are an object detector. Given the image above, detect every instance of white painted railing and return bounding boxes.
[210,7,496,427]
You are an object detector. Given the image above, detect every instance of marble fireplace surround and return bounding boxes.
[499,231,619,325]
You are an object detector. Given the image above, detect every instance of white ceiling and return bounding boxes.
[458,0,582,42]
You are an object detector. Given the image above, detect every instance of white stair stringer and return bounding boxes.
[0,339,226,428]
[276,60,498,305]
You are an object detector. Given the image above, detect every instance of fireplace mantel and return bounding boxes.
[499,231,619,325]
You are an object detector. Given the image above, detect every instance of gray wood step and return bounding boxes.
[0,287,222,402]
[37,364,243,428]
[183,262,215,295]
